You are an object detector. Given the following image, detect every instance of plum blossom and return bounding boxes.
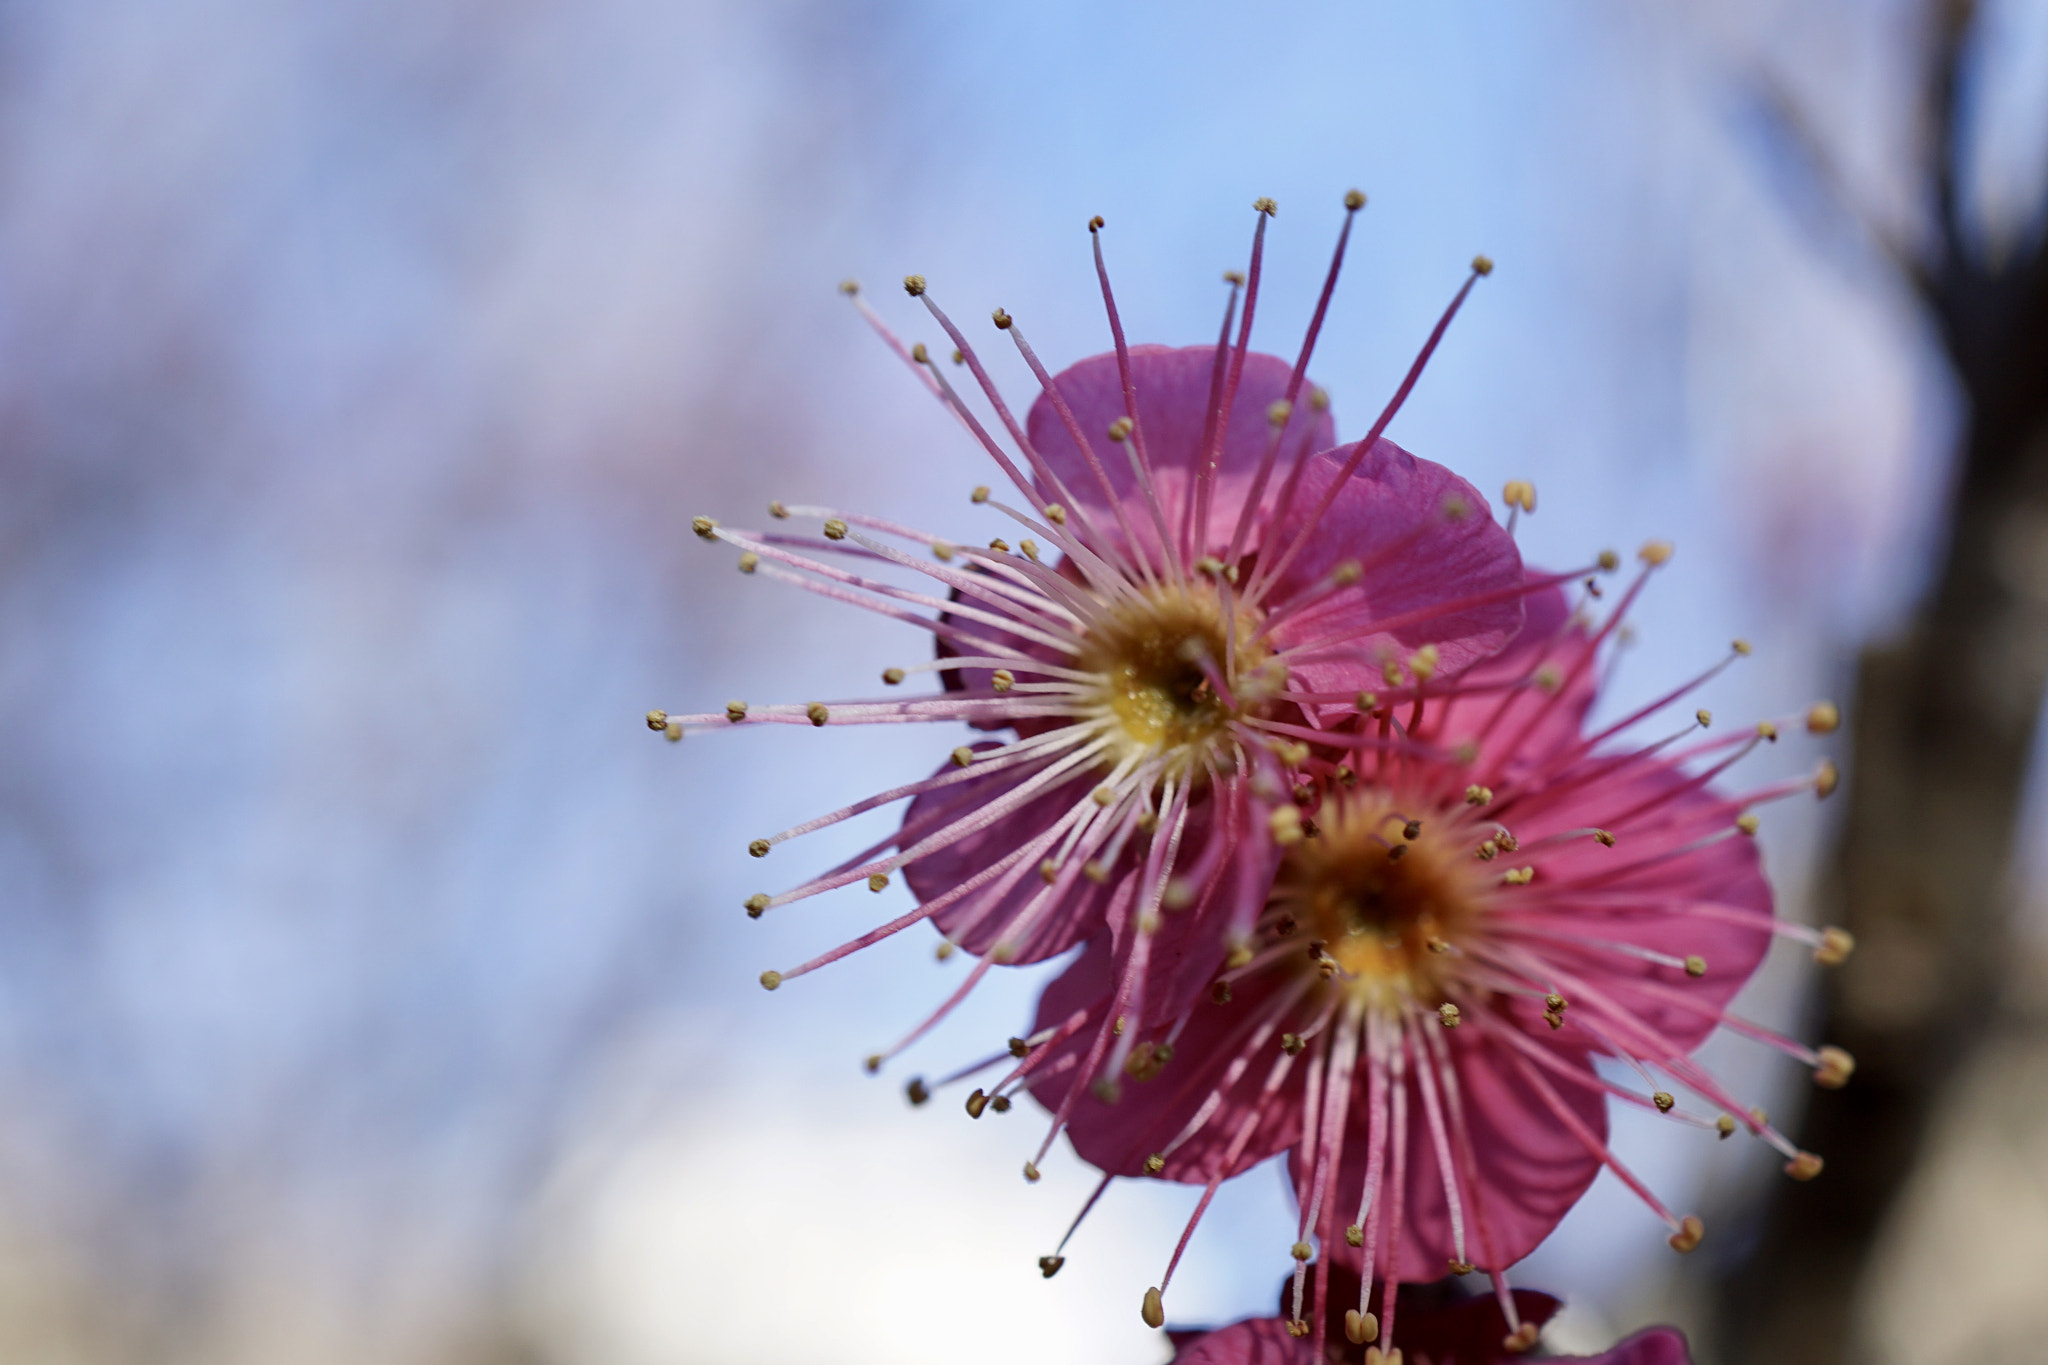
[657,196,1541,1081]
[1018,564,1852,1356]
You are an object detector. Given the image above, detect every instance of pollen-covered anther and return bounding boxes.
[1639,539,1675,566]
[1345,1309,1378,1344]
[1544,1010,1564,1030]
[1038,858,1061,885]
[1270,806,1305,847]
[1465,785,1493,807]
[1282,1032,1305,1055]
[905,1077,929,1105]
[990,306,1012,329]
[645,709,669,732]
[1684,955,1707,978]
[691,515,717,540]
[1344,1223,1365,1248]
[988,538,1010,553]
[759,970,782,991]
[1815,926,1856,965]
[1598,549,1621,572]
[1019,539,1039,561]
[1814,1045,1856,1089]
[1737,812,1761,836]
[1476,840,1499,861]
[1267,399,1292,427]
[1593,828,1617,847]
[1668,1214,1704,1253]
[744,893,769,918]
[867,873,888,893]
[1045,503,1066,524]
[1438,1003,1462,1028]
[952,746,975,768]
[1332,559,1363,586]
[1471,253,1495,276]
[991,669,1016,692]
[1088,214,1105,231]
[1504,1322,1541,1353]
[1286,1321,1310,1339]
[863,1053,882,1074]
[1290,1240,1313,1262]
[1815,760,1840,799]
[1365,1347,1404,1365]
[1253,196,1278,215]
[1757,720,1779,741]
[1785,1151,1825,1181]
[726,700,749,723]
[882,667,905,685]
[806,702,830,726]
[1807,700,1841,734]
[748,839,771,858]
[970,485,991,504]
[990,1095,1011,1113]
[1652,1090,1676,1113]
[821,518,848,541]
[1502,480,1536,513]
[1107,416,1133,442]
[902,274,926,297]
[910,343,928,363]
[1716,1114,1737,1139]
[1534,665,1562,694]
[837,280,859,296]
[1223,270,1245,286]
[1501,867,1534,886]
[664,722,681,742]
[767,500,789,519]
[932,543,954,562]
[1448,1258,1474,1275]
[736,551,759,574]
[1039,1255,1065,1278]
[1142,1287,1165,1329]
[1408,644,1441,681]
[934,941,956,961]
[1023,1161,1041,1182]
[1344,188,1367,210]
[965,1089,989,1119]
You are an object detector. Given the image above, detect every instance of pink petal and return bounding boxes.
[1167,1318,1305,1365]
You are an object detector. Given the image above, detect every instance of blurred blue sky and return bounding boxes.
[1,1,2038,1362]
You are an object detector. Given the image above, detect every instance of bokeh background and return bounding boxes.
[2,2,2044,1363]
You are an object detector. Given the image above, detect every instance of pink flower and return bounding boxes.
[659,197,1538,1080]
[1019,568,1852,1354]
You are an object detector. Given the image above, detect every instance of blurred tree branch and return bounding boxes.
[1717,2,2048,1362]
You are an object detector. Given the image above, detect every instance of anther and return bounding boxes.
[882,667,905,685]
[863,1054,882,1074]
[1806,701,1841,734]
[1223,270,1245,286]
[952,747,975,768]
[1358,691,1380,712]
[950,349,963,364]
[1594,829,1617,847]
[1785,1152,1824,1181]
[1504,1322,1541,1354]
[1309,387,1330,412]
[1449,1259,1474,1275]
[1477,841,1498,861]
[906,1078,929,1106]
[1815,760,1840,799]
[1814,1045,1856,1089]
[971,485,990,503]
[966,1089,989,1119]
[759,970,782,991]
[1501,867,1534,885]
[1270,806,1304,846]
[1757,720,1779,741]
[1502,480,1537,513]
[992,669,1016,691]
[1694,709,1712,729]
[726,700,749,723]
[910,343,928,363]
[1040,859,1060,885]
[991,1095,1011,1113]
[1403,819,1423,841]
[988,538,1010,553]
[838,280,859,296]
[768,500,789,519]
[1344,188,1367,210]
[1282,1033,1305,1055]
[1815,926,1855,965]
[1639,540,1675,566]
[1291,1240,1312,1261]
[1545,993,1568,1012]
[737,551,759,574]
[744,894,769,918]
[1366,1348,1403,1365]
[1716,1114,1737,1139]
[1471,254,1494,276]
[1019,540,1039,561]
[691,516,717,540]
[1092,785,1115,806]
[1668,1215,1704,1252]
[1142,1288,1165,1329]
[1737,812,1761,835]
[933,544,955,561]
[991,307,1012,329]
[1733,638,1753,656]
[665,722,682,742]
[935,941,956,961]
[1254,197,1278,216]
[1145,1152,1166,1175]
[1409,645,1440,681]
[1088,215,1105,232]
[1045,503,1067,524]
[867,873,888,893]
[1335,764,1357,786]
[807,702,830,726]
[822,518,848,541]
[902,275,926,297]
[1544,1010,1564,1030]
[1106,416,1133,442]
[1683,955,1707,977]
[645,709,669,732]
[1211,981,1233,1005]
[1332,560,1362,585]
[1598,549,1621,572]
[748,839,770,858]
[1466,785,1493,806]
[1346,1310,1378,1344]
[1653,1091,1676,1112]
[1438,1003,1462,1028]
[1267,399,1292,427]
[1023,1162,1041,1182]
[1534,665,1562,694]
[1039,1255,1065,1278]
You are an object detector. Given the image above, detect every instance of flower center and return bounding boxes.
[1268,794,1489,1008]
[1074,583,1275,777]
